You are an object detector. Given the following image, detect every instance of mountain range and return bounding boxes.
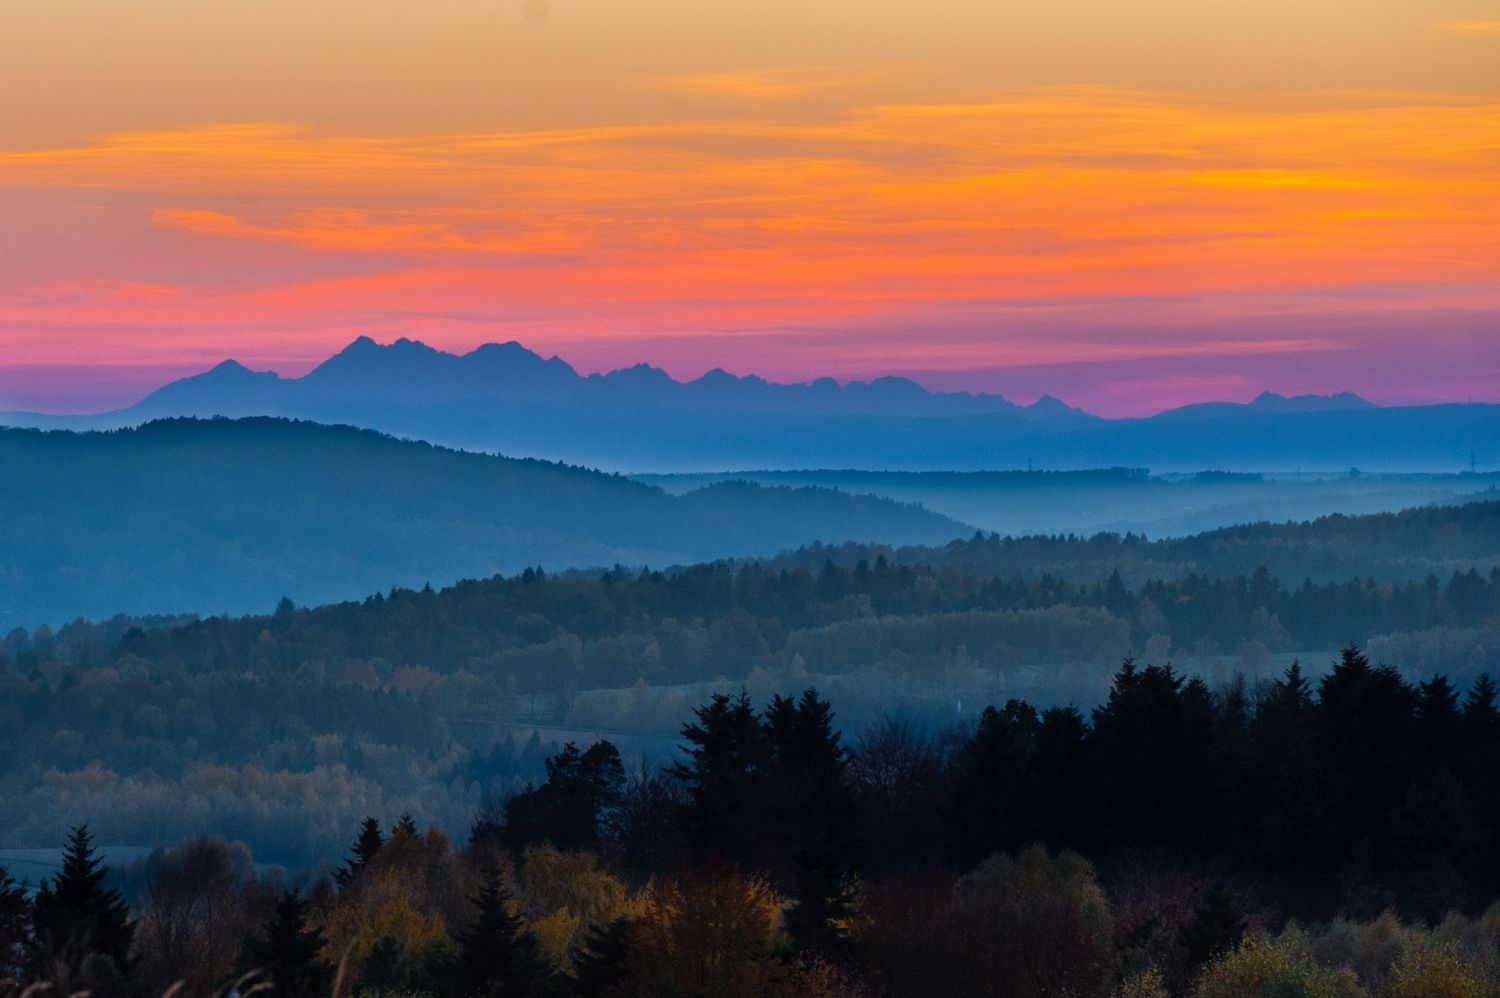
[2,337,1495,472]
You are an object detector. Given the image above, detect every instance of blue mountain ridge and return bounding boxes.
[3,337,1492,473]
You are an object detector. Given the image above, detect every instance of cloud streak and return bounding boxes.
[1435,20,1500,34]
[1,85,1497,409]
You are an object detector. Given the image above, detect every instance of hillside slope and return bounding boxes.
[0,418,968,628]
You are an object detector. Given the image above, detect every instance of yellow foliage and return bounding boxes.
[520,844,634,926]
[532,908,584,974]
[614,869,786,998]
[955,843,1112,936]
[518,845,640,975]
[1381,942,1492,998]
[1116,966,1169,998]
[1480,901,1500,949]
[319,867,453,970]
[782,954,869,998]
[1196,936,1366,998]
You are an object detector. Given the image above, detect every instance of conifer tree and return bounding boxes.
[1463,674,1499,737]
[672,691,768,864]
[948,700,1040,864]
[1417,675,1461,770]
[357,935,405,995]
[1461,673,1500,897]
[502,740,625,850]
[336,817,385,889]
[571,916,633,998]
[30,825,134,994]
[241,891,334,998]
[0,865,31,987]
[772,689,858,954]
[392,812,419,839]
[785,844,855,957]
[445,868,557,997]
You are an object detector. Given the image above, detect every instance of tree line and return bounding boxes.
[12,556,1499,685]
[3,646,1500,995]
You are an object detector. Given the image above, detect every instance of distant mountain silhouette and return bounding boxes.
[126,336,1023,418]
[0,418,969,628]
[1155,390,1378,420]
[2,338,1495,472]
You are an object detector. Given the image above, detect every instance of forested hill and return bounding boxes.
[0,418,967,628]
[770,497,1500,586]
[48,497,1500,695]
[6,494,1500,860]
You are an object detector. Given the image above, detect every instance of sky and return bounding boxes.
[1,0,1498,416]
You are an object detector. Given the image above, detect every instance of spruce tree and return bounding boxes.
[772,689,858,954]
[785,843,855,957]
[241,891,334,998]
[671,691,768,864]
[1463,674,1500,738]
[1417,675,1461,771]
[502,740,625,850]
[1462,673,1500,898]
[357,935,404,995]
[445,869,557,997]
[336,817,385,889]
[30,825,134,994]
[571,916,633,998]
[0,865,31,986]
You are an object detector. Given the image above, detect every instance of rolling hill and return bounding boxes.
[0,418,968,628]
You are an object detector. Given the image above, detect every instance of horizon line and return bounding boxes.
[4,333,1483,421]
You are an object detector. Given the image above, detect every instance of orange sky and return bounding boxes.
[1,1,1497,414]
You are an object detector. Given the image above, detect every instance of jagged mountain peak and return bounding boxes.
[1249,390,1376,412]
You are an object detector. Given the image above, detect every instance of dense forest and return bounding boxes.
[768,497,1500,585]
[3,499,1499,994]
[1,503,1498,861]
[4,655,1500,996]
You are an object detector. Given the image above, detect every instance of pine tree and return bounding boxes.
[241,891,334,998]
[445,869,557,997]
[671,691,768,864]
[571,917,633,998]
[30,825,134,994]
[771,689,858,954]
[0,865,31,987]
[785,843,855,957]
[1462,673,1500,898]
[357,935,404,995]
[1417,675,1461,771]
[392,812,420,839]
[502,740,625,850]
[1463,674,1499,736]
[948,700,1040,864]
[336,817,385,889]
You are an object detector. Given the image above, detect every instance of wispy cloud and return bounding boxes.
[2,86,1499,392]
[1434,20,1500,34]
[638,64,914,100]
